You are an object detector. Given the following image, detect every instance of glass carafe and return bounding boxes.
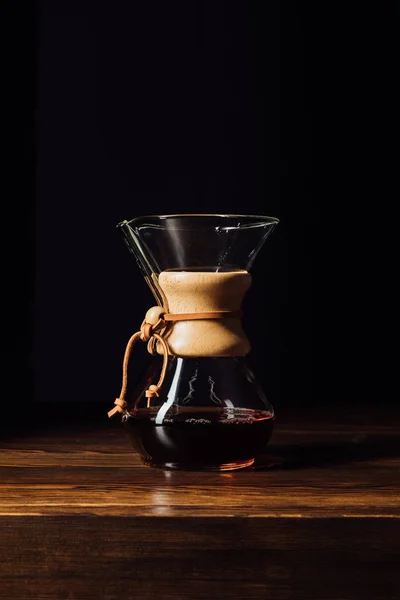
[111,214,279,471]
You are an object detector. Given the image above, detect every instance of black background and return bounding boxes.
[2,1,393,423]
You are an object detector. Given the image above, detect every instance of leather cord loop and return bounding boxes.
[108,307,242,418]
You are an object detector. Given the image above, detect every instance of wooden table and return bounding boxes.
[1,404,399,599]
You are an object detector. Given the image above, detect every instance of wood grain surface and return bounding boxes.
[0,404,399,599]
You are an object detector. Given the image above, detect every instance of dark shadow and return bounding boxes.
[0,403,116,442]
[254,437,400,470]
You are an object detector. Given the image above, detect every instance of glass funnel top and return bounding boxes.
[118,214,279,279]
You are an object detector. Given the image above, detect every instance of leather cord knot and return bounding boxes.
[145,384,160,398]
[107,397,128,418]
[108,305,242,418]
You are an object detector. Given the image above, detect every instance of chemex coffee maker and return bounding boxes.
[108,214,279,471]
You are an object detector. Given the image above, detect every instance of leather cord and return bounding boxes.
[164,310,242,321]
[107,307,242,418]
